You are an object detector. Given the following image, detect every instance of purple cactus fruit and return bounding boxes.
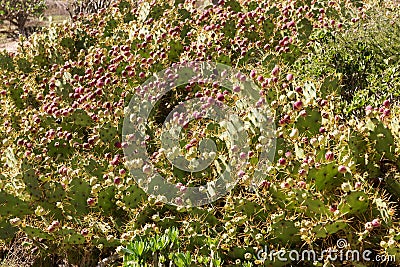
[293,101,303,110]
[81,229,89,236]
[325,151,334,161]
[47,225,56,233]
[259,180,271,188]
[180,186,187,193]
[285,151,293,159]
[175,197,184,206]
[383,99,390,108]
[280,181,290,189]
[271,65,280,76]
[329,205,337,213]
[216,92,224,101]
[113,177,122,185]
[286,73,293,81]
[371,218,381,227]
[354,182,362,189]
[142,165,152,175]
[87,198,95,206]
[297,181,306,188]
[299,110,307,117]
[338,165,347,174]
[51,220,60,228]
[278,157,287,166]
[298,169,307,177]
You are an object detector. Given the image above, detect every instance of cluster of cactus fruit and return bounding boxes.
[0,0,399,265]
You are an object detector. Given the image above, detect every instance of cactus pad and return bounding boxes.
[47,139,73,159]
[294,108,322,138]
[43,182,66,203]
[271,220,301,244]
[21,160,42,199]
[100,122,119,143]
[98,187,116,214]
[65,178,91,215]
[368,118,396,162]
[122,185,147,209]
[0,192,31,217]
[69,109,92,127]
[23,226,54,240]
[58,229,86,244]
[339,191,369,215]
[308,163,342,191]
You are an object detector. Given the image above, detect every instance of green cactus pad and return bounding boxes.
[168,40,184,63]
[367,118,397,162]
[339,191,369,215]
[43,182,66,203]
[308,163,342,191]
[100,122,119,143]
[234,199,266,221]
[386,247,400,264]
[84,158,107,179]
[60,37,74,50]
[0,51,15,71]
[227,247,247,260]
[312,221,348,238]
[122,185,147,209]
[0,192,31,216]
[65,178,91,215]
[92,236,120,247]
[294,108,322,138]
[269,185,293,209]
[23,226,54,240]
[69,109,92,127]
[178,8,190,21]
[302,198,329,217]
[0,220,18,240]
[271,221,301,244]
[148,4,168,20]
[47,139,73,159]
[348,131,368,165]
[216,54,231,65]
[37,201,63,220]
[21,160,42,199]
[222,20,237,40]
[98,187,116,214]
[282,45,302,65]
[9,83,24,109]
[58,228,86,244]
[17,58,32,73]
[225,0,241,12]
[262,18,275,37]
[320,75,341,97]
[297,18,312,44]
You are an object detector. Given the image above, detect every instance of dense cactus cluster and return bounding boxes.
[0,0,399,266]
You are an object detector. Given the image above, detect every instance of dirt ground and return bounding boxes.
[0,0,71,53]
